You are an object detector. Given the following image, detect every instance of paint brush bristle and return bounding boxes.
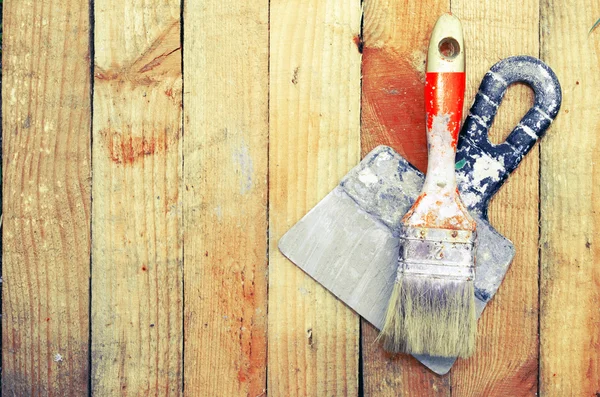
[379,227,476,357]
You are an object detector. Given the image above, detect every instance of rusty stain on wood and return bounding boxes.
[362,47,428,171]
[98,127,179,165]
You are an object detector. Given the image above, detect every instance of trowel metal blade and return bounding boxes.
[278,146,515,375]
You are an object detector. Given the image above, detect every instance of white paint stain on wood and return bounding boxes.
[233,140,254,195]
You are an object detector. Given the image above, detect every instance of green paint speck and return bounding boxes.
[455,159,467,170]
[591,18,600,34]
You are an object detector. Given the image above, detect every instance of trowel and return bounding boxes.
[279,55,561,374]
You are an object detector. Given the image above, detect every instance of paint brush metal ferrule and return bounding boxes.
[399,226,476,281]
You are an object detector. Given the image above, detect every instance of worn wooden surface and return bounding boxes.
[3,1,600,396]
[182,1,269,396]
[91,0,183,394]
[540,0,600,395]
[2,0,91,395]
[268,0,362,395]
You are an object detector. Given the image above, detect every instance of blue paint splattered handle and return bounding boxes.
[455,56,562,218]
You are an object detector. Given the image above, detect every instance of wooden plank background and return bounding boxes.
[268,1,362,395]
[2,0,91,394]
[2,0,599,396]
[91,0,183,394]
[183,1,268,396]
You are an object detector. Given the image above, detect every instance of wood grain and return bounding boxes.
[268,0,362,395]
[540,0,600,395]
[182,1,269,396]
[2,0,91,394]
[91,1,183,394]
[450,1,541,395]
[361,1,452,395]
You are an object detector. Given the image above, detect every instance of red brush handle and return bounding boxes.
[421,13,466,194]
[425,72,465,148]
[402,13,475,231]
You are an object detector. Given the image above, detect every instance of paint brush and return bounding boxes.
[378,13,477,358]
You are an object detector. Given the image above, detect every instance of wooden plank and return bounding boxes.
[91,1,182,394]
[2,0,91,394]
[182,1,269,396]
[450,1,541,394]
[268,0,362,395]
[361,1,452,395]
[540,0,600,395]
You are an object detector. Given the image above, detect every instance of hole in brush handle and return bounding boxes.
[438,37,460,60]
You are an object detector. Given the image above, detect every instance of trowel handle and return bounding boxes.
[456,56,562,216]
